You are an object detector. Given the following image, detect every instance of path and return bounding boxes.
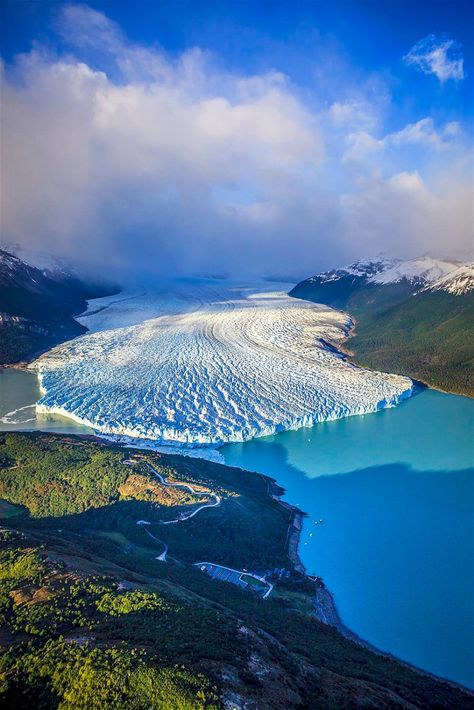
[126,458,221,561]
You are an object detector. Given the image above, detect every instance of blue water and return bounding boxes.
[221,389,474,688]
[0,368,93,435]
[2,367,473,687]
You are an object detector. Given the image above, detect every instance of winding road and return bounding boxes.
[131,459,273,598]
[128,458,221,561]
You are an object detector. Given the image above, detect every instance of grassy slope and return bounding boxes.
[0,432,472,709]
[290,280,474,396]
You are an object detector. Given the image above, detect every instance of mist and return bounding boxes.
[1,4,472,282]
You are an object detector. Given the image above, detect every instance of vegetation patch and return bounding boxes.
[95,590,171,616]
[291,280,474,396]
[0,433,472,708]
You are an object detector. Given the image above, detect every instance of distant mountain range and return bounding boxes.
[290,256,474,396]
[0,248,117,365]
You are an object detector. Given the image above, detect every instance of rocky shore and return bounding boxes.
[271,481,378,648]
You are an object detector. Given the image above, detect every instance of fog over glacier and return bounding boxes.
[33,280,413,449]
[1,4,472,280]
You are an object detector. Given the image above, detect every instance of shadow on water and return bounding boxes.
[226,440,474,688]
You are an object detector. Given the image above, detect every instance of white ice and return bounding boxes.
[32,279,413,448]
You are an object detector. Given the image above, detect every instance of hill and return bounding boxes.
[0,432,472,708]
[0,249,117,365]
[290,257,474,396]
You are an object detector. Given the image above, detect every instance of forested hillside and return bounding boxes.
[348,290,474,396]
[0,249,117,364]
[290,258,473,396]
[0,432,472,709]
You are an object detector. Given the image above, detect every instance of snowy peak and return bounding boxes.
[310,258,395,284]
[0,248,47,289]
[309,256,463,288]
[369,256,460,286]
[426,263,474,296]
[1,244,76,282]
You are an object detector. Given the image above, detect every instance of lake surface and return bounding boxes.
[0,368,93,435]
[222,388,474,688]
[1,366,473,687]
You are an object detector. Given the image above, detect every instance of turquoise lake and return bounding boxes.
[222,388,474,688]
[1,368,473,688]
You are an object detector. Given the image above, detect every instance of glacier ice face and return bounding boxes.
[32,279,413,448]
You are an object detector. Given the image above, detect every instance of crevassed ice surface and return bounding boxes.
[33,280,413,447]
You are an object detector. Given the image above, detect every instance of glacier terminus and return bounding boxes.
[33,279,413,449]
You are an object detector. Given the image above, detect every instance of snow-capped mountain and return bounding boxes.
[290,254,473,397]
[312,258,395,284]
[309,255,462,289]
[426,263,474,296]
[369,257,460,286]
[1,243,77,281]
[0,248,88,320]
[290,255,470,320]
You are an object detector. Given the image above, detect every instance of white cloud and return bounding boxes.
[329,100,377,131]
[404,34,465,83]
[342,118,460,166]
[1,18,324,277]
[0,6,472,279]
[387,117,461,149]
[341,171,472,260]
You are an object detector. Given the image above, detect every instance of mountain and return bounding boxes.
[0,249,117,365]
[290,256,474,396]
[1,431,472,709]
[426,263,474,296]
[292,256,461,304]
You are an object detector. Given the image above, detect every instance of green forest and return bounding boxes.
[348,290,474,396]
[291,279,474,396]
[1,433,472,708]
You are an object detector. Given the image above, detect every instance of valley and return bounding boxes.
[0,249,117,366]
[0,249,472,701]
[2,2,472,707]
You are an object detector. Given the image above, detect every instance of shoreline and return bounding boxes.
[340,315,473,400]
[1,427,472,693]
[1,300,472,690]
[270,481,377,648]
[269,479,472,692]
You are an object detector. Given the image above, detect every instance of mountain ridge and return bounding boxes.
[0,248,118,366]
[290,255,474,396]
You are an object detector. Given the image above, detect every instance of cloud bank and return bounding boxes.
[1,6,472,280]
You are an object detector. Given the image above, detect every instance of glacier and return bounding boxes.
[32,279,413,449]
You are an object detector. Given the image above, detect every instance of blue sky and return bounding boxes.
[1,1,472,277]
[2,0,472,119]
